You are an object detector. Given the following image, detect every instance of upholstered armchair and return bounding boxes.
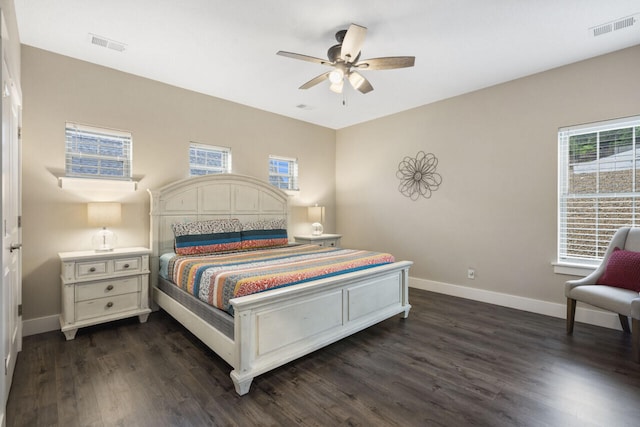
[565,227,640,363]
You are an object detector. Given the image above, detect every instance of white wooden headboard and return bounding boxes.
[148,174,289,283]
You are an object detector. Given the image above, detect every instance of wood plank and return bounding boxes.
[7,289,640,426]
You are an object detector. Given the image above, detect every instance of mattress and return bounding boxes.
[164,244,395,315]
[157,276,234,339]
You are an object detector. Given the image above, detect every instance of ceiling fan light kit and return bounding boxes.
[277,23,415,95]
[328,68,344,84]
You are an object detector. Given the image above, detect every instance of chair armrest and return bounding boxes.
[567,275,598,286]
[565,269,602,296]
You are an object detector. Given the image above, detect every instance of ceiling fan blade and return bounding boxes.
[348,71,373,94]
[299,72,331,89]
[340,24,367,63]
[330,79,344,94]
[277,51,332,66]
[354,56,415,70]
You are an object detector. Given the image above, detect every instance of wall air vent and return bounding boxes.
[89,33,127,52]
[591,14,638,37]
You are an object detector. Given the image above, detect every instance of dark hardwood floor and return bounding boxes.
[7,289,640,426]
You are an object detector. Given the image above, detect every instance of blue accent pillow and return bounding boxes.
[241,218,288,249]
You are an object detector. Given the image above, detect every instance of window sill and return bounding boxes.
[552,261,597,277]
[59,177,137,192]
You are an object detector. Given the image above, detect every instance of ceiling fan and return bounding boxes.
[277,23,415,94]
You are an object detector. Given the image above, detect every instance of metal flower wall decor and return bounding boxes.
[396,151,442,200]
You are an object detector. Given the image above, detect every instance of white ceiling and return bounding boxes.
[14,0,640,129]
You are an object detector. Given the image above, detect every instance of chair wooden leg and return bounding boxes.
[632,318,640,363]
[619,314,631,333]
[566,298,576,334]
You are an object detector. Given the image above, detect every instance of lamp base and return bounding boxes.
[311,222,324,236]
[92,227,117,252]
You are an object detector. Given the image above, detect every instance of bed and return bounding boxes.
[148,173,412,395]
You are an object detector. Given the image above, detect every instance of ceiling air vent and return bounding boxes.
[89,33,126,52]
[614,16,636,31]
[591,14,638,37]
[592,23,612,37]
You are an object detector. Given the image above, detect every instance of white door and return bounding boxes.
[1,43,22,423]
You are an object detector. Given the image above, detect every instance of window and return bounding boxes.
[269,155,298,190]
[558,115,640,265]
[65,122,132,180]
[189,143,232,176]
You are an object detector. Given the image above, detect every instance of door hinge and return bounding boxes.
[17,215,21,228]
[4,358,7,375]
[18,126,21,139]
[18,304,22,316]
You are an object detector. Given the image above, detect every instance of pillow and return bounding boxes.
[596,247,640,292]
[172,219,242,255]
[241,218,288,250]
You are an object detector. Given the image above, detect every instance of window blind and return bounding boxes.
[558,115,640,264]
[189,143,232,175]
[268,155,299,191]
[65,123,132,180]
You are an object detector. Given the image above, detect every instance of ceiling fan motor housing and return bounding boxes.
[327,44,341,62]
[328,44,360,64]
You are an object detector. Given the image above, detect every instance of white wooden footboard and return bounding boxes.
[229,261,412,395]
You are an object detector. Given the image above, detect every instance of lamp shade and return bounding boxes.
[308,205,324,223]
[308,205,325,236]
[87,202,122,227]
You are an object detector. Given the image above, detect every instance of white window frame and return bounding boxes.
[268,155,299,191]
[65,122,132,180]
[189,142,232,176]
[557,115,640,269]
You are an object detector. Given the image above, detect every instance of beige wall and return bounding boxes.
[20,41,640,326]
[21,46,336,321]
[336,45,640,306]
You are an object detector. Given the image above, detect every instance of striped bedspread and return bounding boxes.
[166,244,395,315]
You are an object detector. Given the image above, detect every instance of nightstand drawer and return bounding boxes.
[317,239,338,247]
[76,260,108,278]
[76,293,140,321]
[75,277,141,302]
[114,257,141,273]
[294,234,342,248]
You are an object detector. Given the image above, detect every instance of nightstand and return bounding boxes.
[59,247,152,340]
[294,234,342,248]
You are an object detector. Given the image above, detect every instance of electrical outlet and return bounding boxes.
[467,268,475,279]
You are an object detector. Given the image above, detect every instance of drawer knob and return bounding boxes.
[89,267,96,273]
[123,263,130,269]
[106,302,114,308]
[106,285,114,291]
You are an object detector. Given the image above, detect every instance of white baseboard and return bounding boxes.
[22,314,60,337]
[409,277,623,331]
[20,278,623,337]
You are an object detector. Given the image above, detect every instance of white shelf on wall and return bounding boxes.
[59,177,137,192]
